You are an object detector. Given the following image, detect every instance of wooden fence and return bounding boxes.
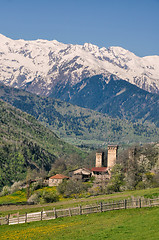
[0,197,159,226]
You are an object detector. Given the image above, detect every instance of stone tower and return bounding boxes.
[96,152,104,167]
[107,145,118,169]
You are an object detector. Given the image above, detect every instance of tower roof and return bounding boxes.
[108,145,118,148]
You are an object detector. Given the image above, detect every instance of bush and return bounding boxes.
[57,179,67,195]
[89,176,95,183]
[27,190,59,204]
[135,181,147,190]
[106,183,116,194]
[31,180,44,191]
[57,180,89,198]
[27,193,39,204]
[40,191,59,203]
[10,181,23,193]
[0,185,11,196]
[88,185,102,196]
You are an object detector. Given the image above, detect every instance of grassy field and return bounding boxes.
[0,187,159,217]
[0,187,59,205]
[0,207,159,240]
[0,190,27,205]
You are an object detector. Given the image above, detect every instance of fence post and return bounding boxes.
[25,213,27,223]
[149,199,152,207]
[54,208,57,219]
[136,198,138,208]
[69,208,72,217]
[124,199,127,209]
[41,211,43,221]
[79,205,82,215]
[17,212,19,224]
[139,198,141,208]
[100,202,103,212]
[7,214,10,225]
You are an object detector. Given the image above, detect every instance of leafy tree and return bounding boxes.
[107,164,124,193]
[49,157,67,176]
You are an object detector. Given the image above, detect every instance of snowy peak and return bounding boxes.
[108,46,130,55]
[83,42,101,52]
[0,33,159,95]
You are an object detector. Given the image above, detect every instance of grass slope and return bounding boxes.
[0,83,159,148]
[0,187,159,216]
[1,207,159,240]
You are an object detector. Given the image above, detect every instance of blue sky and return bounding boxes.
[0,0,159,57]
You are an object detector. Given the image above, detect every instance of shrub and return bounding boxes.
[27,189,59,204]
[27,193,39,204]
[57,179,89,198]
[40,191,59,203]
[10,181,23,193]
[88,185,102,196]
[0,185,11,196]
[57,179,67,195]
[31,180,44,191]
[135,181,147,190]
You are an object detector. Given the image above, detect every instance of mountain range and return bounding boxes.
[0,33,159,97]
[49,74,159,127]
[0,34,158,147]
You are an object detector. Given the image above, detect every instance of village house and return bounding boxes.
[69,168,92,181]
[48,174,69,187]
[91,167,110,181]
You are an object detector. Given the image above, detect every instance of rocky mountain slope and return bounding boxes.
[0,34,159,96]
[50,75,159,127]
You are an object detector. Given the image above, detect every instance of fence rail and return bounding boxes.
[0,197,159,226]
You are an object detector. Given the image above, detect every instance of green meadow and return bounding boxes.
[0,207,159,240]
[0,187,159,217]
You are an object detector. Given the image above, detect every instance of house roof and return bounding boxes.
[49,174,69,179]
[73,168,92,175]
[91,167,108,172]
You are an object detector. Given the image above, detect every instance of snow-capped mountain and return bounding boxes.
[0,33,159,95]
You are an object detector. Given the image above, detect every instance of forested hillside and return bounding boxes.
[0,99,84,189]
